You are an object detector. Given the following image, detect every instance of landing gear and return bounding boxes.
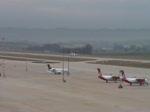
[55,73,61,75]
[140,83,142,86]
[130,83,132,86]
[106,80,108,83]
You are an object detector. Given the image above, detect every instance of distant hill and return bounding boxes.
[0,27,150,45]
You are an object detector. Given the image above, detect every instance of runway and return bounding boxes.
[0,53,150,112]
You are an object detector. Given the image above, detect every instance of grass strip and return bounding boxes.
[0,53,95,62]
[88,60,150,68]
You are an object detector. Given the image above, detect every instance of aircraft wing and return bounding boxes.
[136,79,145,83]
[112,76,120,80]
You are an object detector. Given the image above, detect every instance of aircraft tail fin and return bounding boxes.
[120,70,126,79]
[47,64,52,70]
[97,68,102,76]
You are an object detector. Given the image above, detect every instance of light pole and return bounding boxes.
[2,37,5,77]
[26,58,28,72]
[25,40,28,72]
[62,46,66,82]
[67,48,70,75]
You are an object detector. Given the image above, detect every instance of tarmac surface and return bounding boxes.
[0,53,150,112]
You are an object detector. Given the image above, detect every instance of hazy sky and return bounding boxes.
[0,0,150,29]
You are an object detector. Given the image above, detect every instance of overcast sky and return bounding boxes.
[0,0,150,29]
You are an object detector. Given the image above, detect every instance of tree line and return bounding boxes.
[26,43,93,54]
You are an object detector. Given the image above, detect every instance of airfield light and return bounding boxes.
[118,84,123,89]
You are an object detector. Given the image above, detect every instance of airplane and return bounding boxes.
[47,64,69,75]
[70,51,79,57]
[120,70,148,86]
[70,53,76,57]
[97,68,123,83]
[70,53,78,57]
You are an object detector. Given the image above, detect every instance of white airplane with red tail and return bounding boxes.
[120,70,148,86]
[97,68,123,83]
[47,64,69,75]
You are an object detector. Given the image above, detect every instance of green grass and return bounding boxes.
[0,53,96,62]
[88,60,150,68]
[0,56,58,63]
[90,53,150,60]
